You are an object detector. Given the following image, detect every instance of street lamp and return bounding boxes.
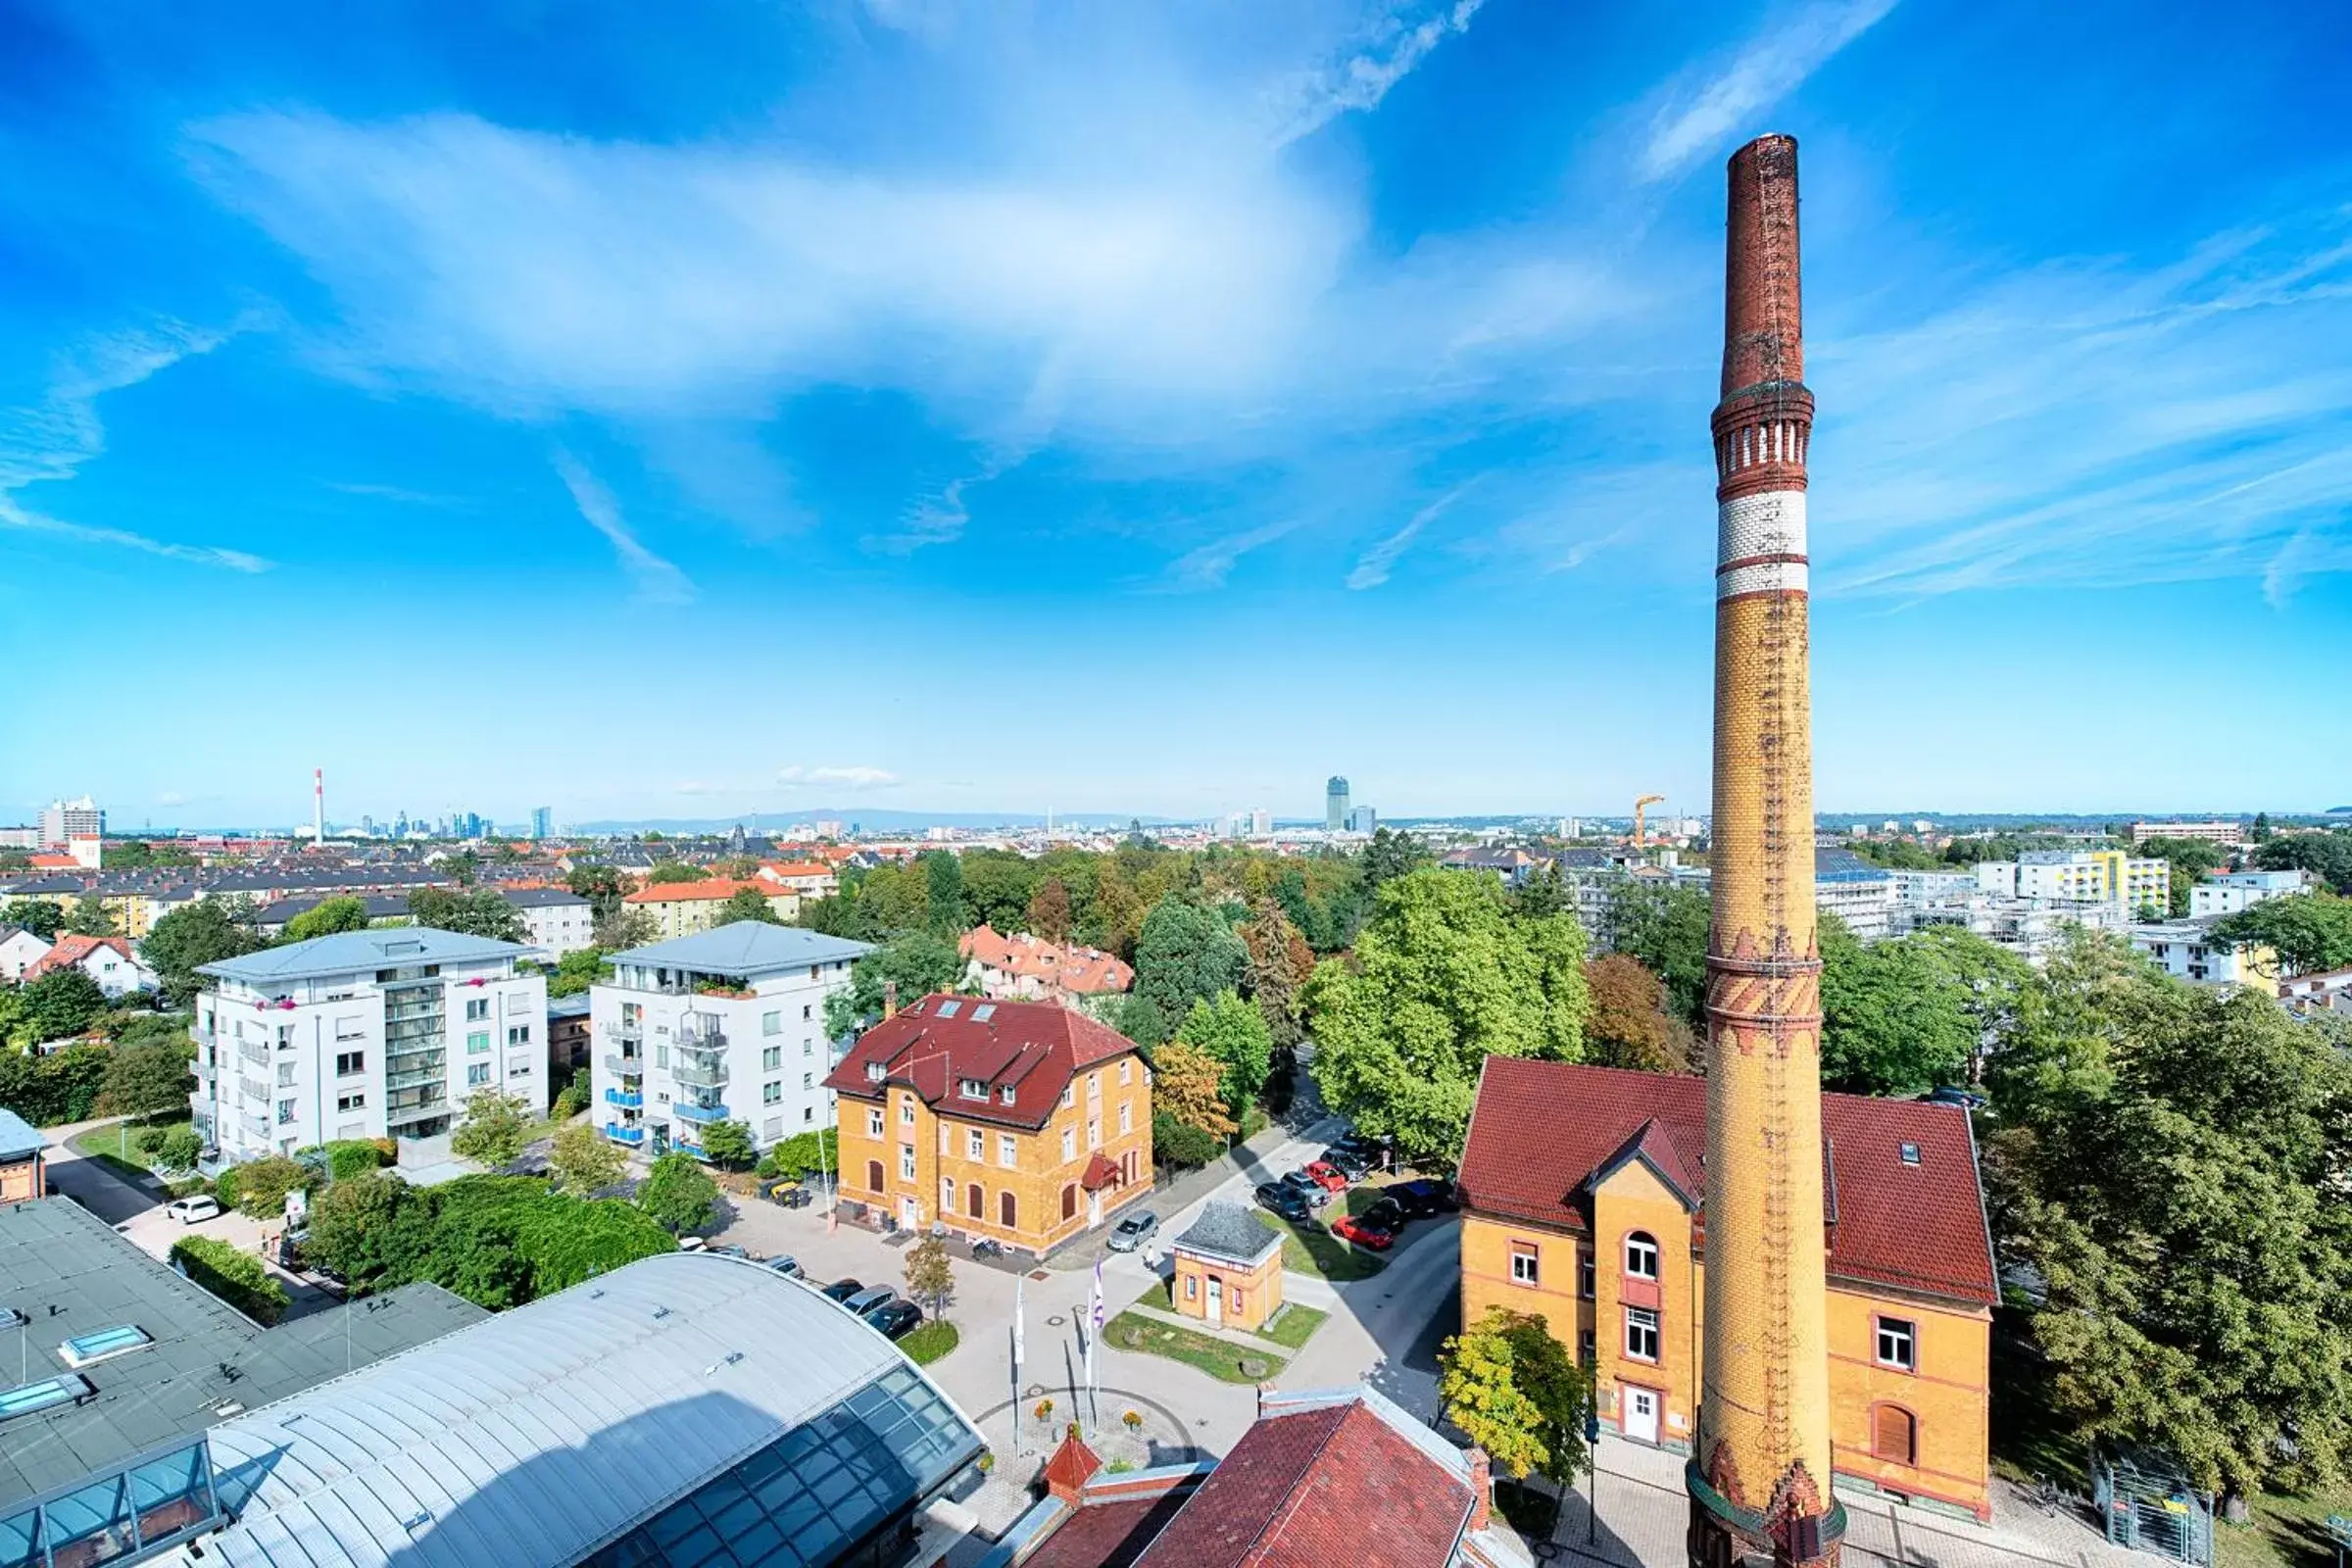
[1586,1411,1600,1545]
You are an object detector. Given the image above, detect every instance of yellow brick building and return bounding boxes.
[621,878,801,938]
[825,993,1152,1258]
[1458,1058,1997,1522]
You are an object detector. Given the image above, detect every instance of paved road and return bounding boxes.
[41,1115,169,1225]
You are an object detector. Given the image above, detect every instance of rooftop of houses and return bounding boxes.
[959,923,1136,995]
[501,885,591,908]
[824,992,1140,1132]
[0,1105,42,1161]
[1169,1200,1281,1268]
[607,921,872,978]
[1458,1057,1997,1308]
[250,892,416,926]
[621,876,777,905]
[24,934,141,981]
[196,927,539,986]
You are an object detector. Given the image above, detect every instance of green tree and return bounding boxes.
[21,968,107,1042]
[904,1232,956,1319]
[638,1151,720,1234]
[442,850,482,886]
[1307,868,1590,1164]
[449,1087,534,1166]
[154,1125,203,1170]
[1507,864,1573,919]
[566,862,632,924]
[646,860,703,885]
[1603,880,1711,1028]
[2255,829,2352,894]
[409,887,527,943]
[1439,1307,1593,1491]
[1133,897,1249,1026]
[1,899,66,941]
[1174,991,1274,1114]
[960,850,1038,932]
[64,899,121,937]
[282,896,371,942]
[1240,901,1309,1051]
[757,1126,838,1179]
[229,1154,312,1220]
[95,1039,192,1121]
[824,930,965,1037]
[593,906,660,952]
[141,899,264,1005]
[717,886,783,926]
[697,1118,757,1169]
[1817,918,2028,1096]
[1359,827,1432,894]
[308,1171,437,1291]
[1983,966,2352,1499]
[545,948,611,998]
[1026,877,1073,943]
[548,1119,627,1195]
[1109,993,1170,1050]
[2251,811,2272,842]
[923,852,968,934]
[2206,892,2352,977]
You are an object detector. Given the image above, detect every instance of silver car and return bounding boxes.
[1105,1210,1158,1252]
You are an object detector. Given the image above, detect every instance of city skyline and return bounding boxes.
[2,2,2347,824]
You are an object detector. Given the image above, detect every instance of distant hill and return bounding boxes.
[571,808,1181,835]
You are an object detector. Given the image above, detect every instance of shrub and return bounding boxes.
[551,1078,590,1120]
[155,1126,204,1171]
[213,1165,244,1211]
[637,1152,719,1235]
[0,1045,111,1126]
[318,1140,383,1180]
[1152,1112,1217,1170]
[171,1235,289,1324]
[229,1155,311,1220]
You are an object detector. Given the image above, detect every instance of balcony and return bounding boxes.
[673,1100,731,1124]
[386,1067,445,1092]
[602,1053,644,1079]
[605,1088,643,1109]
[611,1021,643,1044]
[673,1056,729,1090]
[675,1140,706,1159]
[605,1122,645,1146]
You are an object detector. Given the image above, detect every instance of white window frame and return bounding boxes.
[1875,1316,1917,1372]
[1510,1243,1540,1285]
[1625,1233,1660,1280]
[1625,1305,1660,1363]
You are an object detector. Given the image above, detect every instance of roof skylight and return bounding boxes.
[60,1325,153,1368]
[936,1000,961,1018]
[0,1374,93,1422]
[970,1004,996,1022]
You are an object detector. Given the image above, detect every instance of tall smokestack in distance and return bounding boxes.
[1686,133,1841,1568]
[314,767,326,844]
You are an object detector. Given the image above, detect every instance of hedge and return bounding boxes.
[0,1045,111,1126]
[171,1235,289,1325]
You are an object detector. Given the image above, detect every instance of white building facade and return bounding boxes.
[189,928,547,1162]
[2132,917,2269,987]
[2188,868,2313,918]
[591,923,871,1161]
[38,796,103,849]
[506,887,596,956]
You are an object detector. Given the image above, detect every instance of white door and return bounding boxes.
[1205,1276,1223,1327]
[1623,1386,1660,1444]
[1088,1190,1102,1228]
[898,1197,918,1231]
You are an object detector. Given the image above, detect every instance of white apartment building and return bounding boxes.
[1977,851,2169,912]
[506,886,596,956]
[2132,917,2270,987]
[2188,868,2314,918]
[38,796,103,849]
[591,922,872,1161]
[189,928,547,1162]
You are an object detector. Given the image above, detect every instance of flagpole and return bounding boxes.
[1012,1275,1027,1458]
[1088,1260,1104,1433]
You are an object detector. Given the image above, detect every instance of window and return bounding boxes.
[1061,1128,1076,1161]
[1625,1232,1660,1280]
[804,1040,813,1056]
[802,1072,812,1090]
[507,1025,530,1046]
[1579,1250,1596,1300]
[465,998,489,1021]
[764,1116,784,1139]
[899,1145,916,1181]
[967,1183,984,1219]
[1061,1184,1078,1220]
[1000,1085,1015,1104]
[1118,1060,1132,1086]
[1876,1317,1916,1371]
[1625,1306,1660,1363]
[276,1099,296,1125]
[1118,1102,1132,1135]
[866,1159,885,1193]
[867,1108,885,1138]
[467,1063,490,1087]
[467,1031,490,1056]
[337,1091,366,1113]
[1874,1404,1918,1466]
[762,1046,782,1070]
[937,1000,961,1018]
[1001,1190,1016,1228]
[1087,1118,1101,1151]
[1062,1085,1075,1108]
[762,1010,781,1035]
[808,965,821,981]
[900,1099,915,1125]
[1088,1072,1101,1101]
[967,1129,985,1159]
[1579,1329,1596,1367]
[57,1326,152,1369]
[334,1051,365,1076]
[1510,1243,1540,1285]
[763,1081,782,1106]
[999,1133,1017,1168]
[959,1078,987,1101]
[804,1107,813,1123]
[864,1061,885,1082]
[1185,1274,1198,1300]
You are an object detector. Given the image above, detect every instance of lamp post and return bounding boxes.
[1586,1411,1600,1546]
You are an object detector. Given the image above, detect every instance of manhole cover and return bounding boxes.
[1046,1315,1065,1326]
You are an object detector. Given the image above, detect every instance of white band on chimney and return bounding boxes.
[1717,489,1806,566]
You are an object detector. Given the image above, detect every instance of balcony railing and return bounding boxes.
[672,1058,729,1090]
[611,1021,643,1044]
[602,1053,644,1079]
[605,1088,643,1109]
[673,1101,730,1124]
[386,1067,445,1092]
[605,1122,645,1145]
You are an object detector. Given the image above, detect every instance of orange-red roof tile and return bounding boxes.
[824,993,1140,1131]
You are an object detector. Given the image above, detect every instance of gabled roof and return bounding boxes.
[824,993,1140,1131]
[1457,1057,1996,1307]
[24,934,143,980]
[502,886,590,908]
[958,924,1135,995]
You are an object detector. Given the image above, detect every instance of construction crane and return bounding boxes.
[1633,794,1667,850]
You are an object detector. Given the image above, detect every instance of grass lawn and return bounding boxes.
[1252,1302,1328,1350]
[1104,1311,1287,1385]
[1342,1173,1410,1218]
[900,1320,959,1366]
[2215,1488,2352,1568]
[1255,1211,1387,1281]
[1133,1277,1175,1312]
[67,1115,192,1186]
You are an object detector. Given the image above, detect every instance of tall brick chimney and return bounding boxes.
[1685,133,1843,1568]
[883,980,898,1020]
[1465,1447,1492,1534]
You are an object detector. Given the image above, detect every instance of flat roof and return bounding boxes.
[178,1252,980,1568]
[610,922,872,976]
[197,927,538,984]
[0,1198,483,1507]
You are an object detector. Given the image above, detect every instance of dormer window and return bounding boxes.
[1000,1086,1016,1105]
[864,1061,885,1083]
[959,1078,987,1101]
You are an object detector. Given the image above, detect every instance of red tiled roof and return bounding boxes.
[822,994,1140,1131]
[757,860,835,882]
[959,923,1135,996]
[1458,1057,1996,1307]
[25,935,137,980]
[1044,1430,1103,1496]
[621,877,779,905]
[1023,1494,1192,1568]
[1082,1152,1125,1192]
[1131,1400,1472,1568]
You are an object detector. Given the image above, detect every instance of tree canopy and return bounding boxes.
[2206,891,2352,977]
[1306,868,1589,1164]
[96,1039,192,1121]
[823,929,965,1037]
[1151,1041,1235,1141]
[1,899,66,941]
[1173,990,1273,1115]
[140,899,264,1005]
[1818,918,2029,1096]
[408,886,526,943]
[717,886,783,926]
[21,968,107,1042]
[2135,836,2226,917]
[1602,881,1711,1028]
[2255,828,2352,895]
[1439,1307,1593,1488]
[1582,954,1687,1072]
[638,1151,720,1234]
[64,899,121,937]
[449,1087,533,1166]
[283,896,371,942]
[1133,897,1250,1026]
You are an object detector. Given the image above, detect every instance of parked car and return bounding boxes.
[1320,1146,1370,1177]
[677,1236,709,1252]
[164,1195,220,1224]
[1390,1179,1457,1216]
[707,1244,753,1260]
[1922,1086,1988,1110]
[1279,1171,1334,1208]
[861,1299,924,1340]
[1106,1210,1158,1252]
[1336,1133,1393,1171]
[1255,1183,1314,1223]
[841,1286,899,1317]
[1301,1161,1348,1192]
[1329,1215,1396,1251]
[1360,1197,1408,1234]
[763,1255,803,1279]
[820,1278,865,1303]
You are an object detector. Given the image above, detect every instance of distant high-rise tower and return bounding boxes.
[1686,134,1841,1568]
[38,796,103,849]
[1325,776,1349,831]
[531,806,553,840]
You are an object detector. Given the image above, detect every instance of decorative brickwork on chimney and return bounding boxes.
[1466,1447,1492,1534]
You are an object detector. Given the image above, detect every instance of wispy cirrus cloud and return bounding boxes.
[552,450,694,603]
[1268,0,1484,147]
[1346,482,1473,589]
[776,764,900,790]
[1638,0,1900,181]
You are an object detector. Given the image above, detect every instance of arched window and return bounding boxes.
[1873,1404,1917,1466]
[865,1159,885,1194]
[1625,1232,1660,1280]
[1060,1183,1078,1221]
[1001,1190,1017,1229]
[967,1183,984,1219]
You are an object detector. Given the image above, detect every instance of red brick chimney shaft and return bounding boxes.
[1722,133,1803,397]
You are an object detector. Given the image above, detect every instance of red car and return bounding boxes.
[1330,1215,1396,1251]
[1301,1160,1348,1192]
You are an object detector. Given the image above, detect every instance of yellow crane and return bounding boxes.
[1633,794,1667,850]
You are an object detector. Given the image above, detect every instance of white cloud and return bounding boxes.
[155,791,189,808]
[1158,519,1299,592]
[552,450,695,603]
[776,764,901,791]
[1638,0,1899,181]
[1346,482,1472,589]
[1268,0,1485,147]
[0,321,272,571]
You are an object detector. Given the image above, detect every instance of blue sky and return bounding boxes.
[2,0,2347,829]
